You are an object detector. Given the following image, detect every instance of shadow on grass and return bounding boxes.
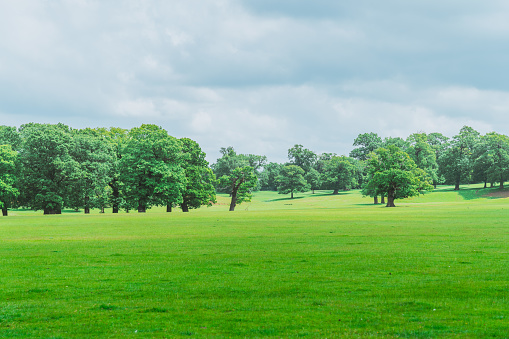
[264,191,349,202]
[450,186,508,200]
[265,196,306,202]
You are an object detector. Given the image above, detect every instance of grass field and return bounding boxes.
[1,185,509,338]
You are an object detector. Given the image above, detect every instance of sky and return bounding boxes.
[1,0,509,163]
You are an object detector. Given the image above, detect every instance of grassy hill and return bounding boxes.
[1,185,509,337]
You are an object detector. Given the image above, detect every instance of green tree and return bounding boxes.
[305,168,321,194]
[69,128,115,213]
[218,166,258,211]
[258,162,282,191]
[179,138,216,212]
[321,156,358,194]
[0,145,19,216]
[0,126,21,151]
[350,133,382,161]
[288,144,317,173]
[120,125,185,213]
[276,165,309,199]
[18,123,80,214]
[366,145,433,207]
[483,132,509,189]
[439,126,480,190]
[406,133,439,187]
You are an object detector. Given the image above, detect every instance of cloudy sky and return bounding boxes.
[1,1,509,163]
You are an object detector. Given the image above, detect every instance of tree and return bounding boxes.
[288,144,317,173]
[276,165,309,199]
[0,145,19,216]
[439,126,480,190]
[321,156,358,194]
[383,136,410,150]
[179,138,216,212]
[483,132,509,189]
[258,162,282,191]
[305,168,321,194]
[350,133,382,161]
[0,126,21,151]
[406,133,439,187]
[120,125,185,213]
[218,166,257,211]
[18,123,80,214]
[69,128,114,214]
[366,145,433,207]
[212,147,267,183]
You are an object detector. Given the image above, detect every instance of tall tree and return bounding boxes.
[276,165,309,199]
[366,145,433,207]
[179,138,216,212]
[406,133,439,187]
[218,166,257,211]
[69,128,115,213]
[258,162,282,191]
[0,126,21,151]
[288,144,317,173]
[439,126,480,190]
[305,168,322,194]
[321,156,358,194]
[18,123,80,214]
[350,133,382,161]
[0,145,19,216]
[483,132,509,189]
[120,125,185,213]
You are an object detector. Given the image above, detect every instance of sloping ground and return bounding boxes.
[483,189,509,198]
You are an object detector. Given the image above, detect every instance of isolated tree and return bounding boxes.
[288,144,317,173]
[0,145,19,216]
[305,168,321,194]
[439,126,480,190]
[120,125,185,213]
[276,165,309,199]
[366,145,433,207]
[212,147,266,183]
[350,133,382,161]
[218,166,258,211]
[179,138,216,212]
[322,156,358,194]
[18,123,80,214]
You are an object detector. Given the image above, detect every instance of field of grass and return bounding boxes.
[1,185,509,338]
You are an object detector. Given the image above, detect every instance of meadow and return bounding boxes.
[1,185,508,338]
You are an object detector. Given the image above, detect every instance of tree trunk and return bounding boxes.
[2,207,7,216]
[454,177,460,190]
[381,195,385,204]
[113,205,119,213]
[333,189,339,195]
[312,189,315,194]
[167,204,172,212]
[484,181,487,189]
[374,196,378,204]
[111,181,120,213]
[138,202,146,213]
[500,180,504,189]
[229,191,237,211]
[291,191,294,199]
[125,208,129,213]
[386,190,396,207]
[181,203,189,212]
[101,207,105,213]
[84,196,90,214]
[490,182,494,188]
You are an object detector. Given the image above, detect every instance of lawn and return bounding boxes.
[1,185,508,338]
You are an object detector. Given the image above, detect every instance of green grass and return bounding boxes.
[1,186,509,337]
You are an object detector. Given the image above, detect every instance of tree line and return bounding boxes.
[1,124,508,215]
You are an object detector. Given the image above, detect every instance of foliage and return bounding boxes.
[276,164,309,199]
[179,137,217,212]
[367,145,433,207]
[406,132,439,186]
[287,144,317,173]
[321,155,358,194]
[350,132,382,160]
[218,166,258,211]
[258,162,282,191]
[304,168,321,194]
[0,125,21,150]
[120,124,185,212]
[0,145,19,216]
[482,132,509,188]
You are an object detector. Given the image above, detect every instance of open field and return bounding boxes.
[1,185,509,338]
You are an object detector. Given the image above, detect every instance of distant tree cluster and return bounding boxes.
[0,124,216,216]
[1,123,507,215]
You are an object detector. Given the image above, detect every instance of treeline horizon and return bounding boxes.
[1,123,508,215]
